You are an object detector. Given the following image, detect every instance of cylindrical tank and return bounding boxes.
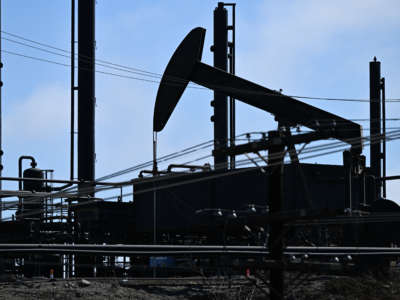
[21,167,44,220]
[23,167,44,192]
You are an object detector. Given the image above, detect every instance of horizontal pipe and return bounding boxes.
[0,243,398,252]
[0,243,265,250]
[138,170,169,178]
[167,164,211,172]
[0,176,134,187]
[0,249,267,256]
[51,182,73,191]
[0,190,54,198]
[1,176,81,184]
[0,244,400,257]
[379,175,400,181]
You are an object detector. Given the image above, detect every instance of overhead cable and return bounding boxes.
[2,31,400,102]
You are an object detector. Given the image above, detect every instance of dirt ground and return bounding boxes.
[0,273,400,299]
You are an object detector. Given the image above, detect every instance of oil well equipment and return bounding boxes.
[0,2,398,299]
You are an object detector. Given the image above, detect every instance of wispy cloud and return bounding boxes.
[5,84,69,141]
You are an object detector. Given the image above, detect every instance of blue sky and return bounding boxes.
[1,1,400,202]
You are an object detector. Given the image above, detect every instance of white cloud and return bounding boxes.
[237,0,400,87]
[5,84,69,141]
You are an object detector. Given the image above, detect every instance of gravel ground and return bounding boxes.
[0,273,400,299]
[0,276,264,300]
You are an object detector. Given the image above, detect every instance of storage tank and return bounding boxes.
[23,167,44,192]
[21,167,45,220]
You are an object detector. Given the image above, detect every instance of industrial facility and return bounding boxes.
[0,1,399,299]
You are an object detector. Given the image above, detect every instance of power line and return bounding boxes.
[2,127,396,215]
[2,30,400,103]
[5,130,399,219]
[2,49,70,67]
[1,49,200,87]
[102,132,400,201]
[72,129,400,191]
[2,36,191,83]
[1,33,200,88]
[1,30,162,78]
[94,130,400,202]
[5,48,400,140]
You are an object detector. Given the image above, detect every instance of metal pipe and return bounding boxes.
[267,130,285,300]
[0,244,396,253]
[138,170,169,178]
[18,156,37,191]
[225,3,236,170]
[17,156,37,218]
[369,57,381,200]
[1,176,79,185]
[167,164,211,172]
[0,175,137,191]
[70,0,76,181]
[152,131,157,173]
[1,244,400,256]
[0,249,268,256]
[45,0,77,195]
[381,77,386,198]
[0,0,3,220]
[78,0,95,193]
[343,150,352,211]
[212,2,229,169]
[2,248,400,257]
[51,182,73,191]
[379,175,400,181]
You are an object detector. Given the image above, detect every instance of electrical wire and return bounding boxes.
[1,49,206,89]
[6,127,396,208]
[1,30,163,78]
[94,127,395,184]
[87,122,399,183]
[1,35,202,89]
[1,35,399,215]
[2,30,400,103]
[25,128,400,197]
[5,130,399,220]
[2,36,198,86]
[100,129,400,199]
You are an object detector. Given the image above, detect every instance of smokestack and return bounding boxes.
[78,0,95,191]
[369,56,381,200]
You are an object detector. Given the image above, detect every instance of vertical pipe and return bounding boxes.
[0,0,3,220]
[343,150,352,211]
[268,131,284,300]
[76,0,95,277]
[152,132,157,245]
[212,2,228,169]
[44,170,48,222]
[381,77,386,198]
[78,0,95,193]
[227,3,236,169]
[153,186,156,244]
[369,57,381,200]
[152,132,158,174]
[70,0,75,181]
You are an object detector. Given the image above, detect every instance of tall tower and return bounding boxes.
[78,0,96,193]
